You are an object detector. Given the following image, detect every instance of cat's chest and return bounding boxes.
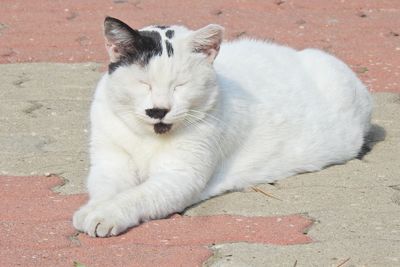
[118,133,167,178]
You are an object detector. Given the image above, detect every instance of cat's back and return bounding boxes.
[215,39,318,104]
[217,38,298,65]
[214,38,323,121]
[215,39,303,89]
[211,38,372,183]
[214,38,371,120]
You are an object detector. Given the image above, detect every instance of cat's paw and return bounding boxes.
[73,203,97,232]
[82,203,135,237]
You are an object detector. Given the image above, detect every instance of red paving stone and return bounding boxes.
[0,176,313,266]
[0,0,399,92]
[80,214,312,247]
[0,246,213,267]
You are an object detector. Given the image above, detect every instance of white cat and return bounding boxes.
[73,17,372,237]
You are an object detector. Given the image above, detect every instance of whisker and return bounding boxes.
[188,109,231,132]
[188,109,245,149]
[183,117,224,157]
[185,113,226,158]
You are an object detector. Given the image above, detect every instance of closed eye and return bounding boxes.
[139,80,152,91]
[174,82,188,91]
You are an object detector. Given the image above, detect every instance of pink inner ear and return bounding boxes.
[207,49,218,58]
[207,49,218,62]
[105,41,120,62]
[204,43,220,63]
[193,43,220,63]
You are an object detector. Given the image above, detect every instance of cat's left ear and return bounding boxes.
[190,24,224,63]
[103,16,141,62]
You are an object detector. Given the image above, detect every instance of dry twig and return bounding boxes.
[336,257,351,267]
[251,186,282,201]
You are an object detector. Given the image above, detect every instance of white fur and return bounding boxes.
[73,24,372,237]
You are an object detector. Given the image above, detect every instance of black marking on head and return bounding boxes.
[139,30,162,41]
[108,30,163,74]
[155,25,169,30]
[165,29,175,39]
[165,40,174,57]
[154,122,172,134]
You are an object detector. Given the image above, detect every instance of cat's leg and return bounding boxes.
[73,144,140,232]
[79,142,217,237]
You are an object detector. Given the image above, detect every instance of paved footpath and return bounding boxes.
[0,1,399,266]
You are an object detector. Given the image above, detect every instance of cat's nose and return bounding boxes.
[145,108,169,119]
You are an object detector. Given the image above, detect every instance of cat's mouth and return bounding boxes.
[154,122,172,134]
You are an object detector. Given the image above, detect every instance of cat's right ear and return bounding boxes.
[189,24,224,63]
[104,16,140,62]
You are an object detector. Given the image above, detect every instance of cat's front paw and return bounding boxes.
[82,203,135,237]
[73,203,97,232]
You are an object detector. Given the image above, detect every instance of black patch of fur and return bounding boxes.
[165,29,175,39]
[108,30,163,74]
[155,25,169,30]
[165,40,174,57]
[108,61,123,73]
[154,123,172,134]
[139,30,162,43]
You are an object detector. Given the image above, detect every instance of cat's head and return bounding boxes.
[103,16,223,135]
